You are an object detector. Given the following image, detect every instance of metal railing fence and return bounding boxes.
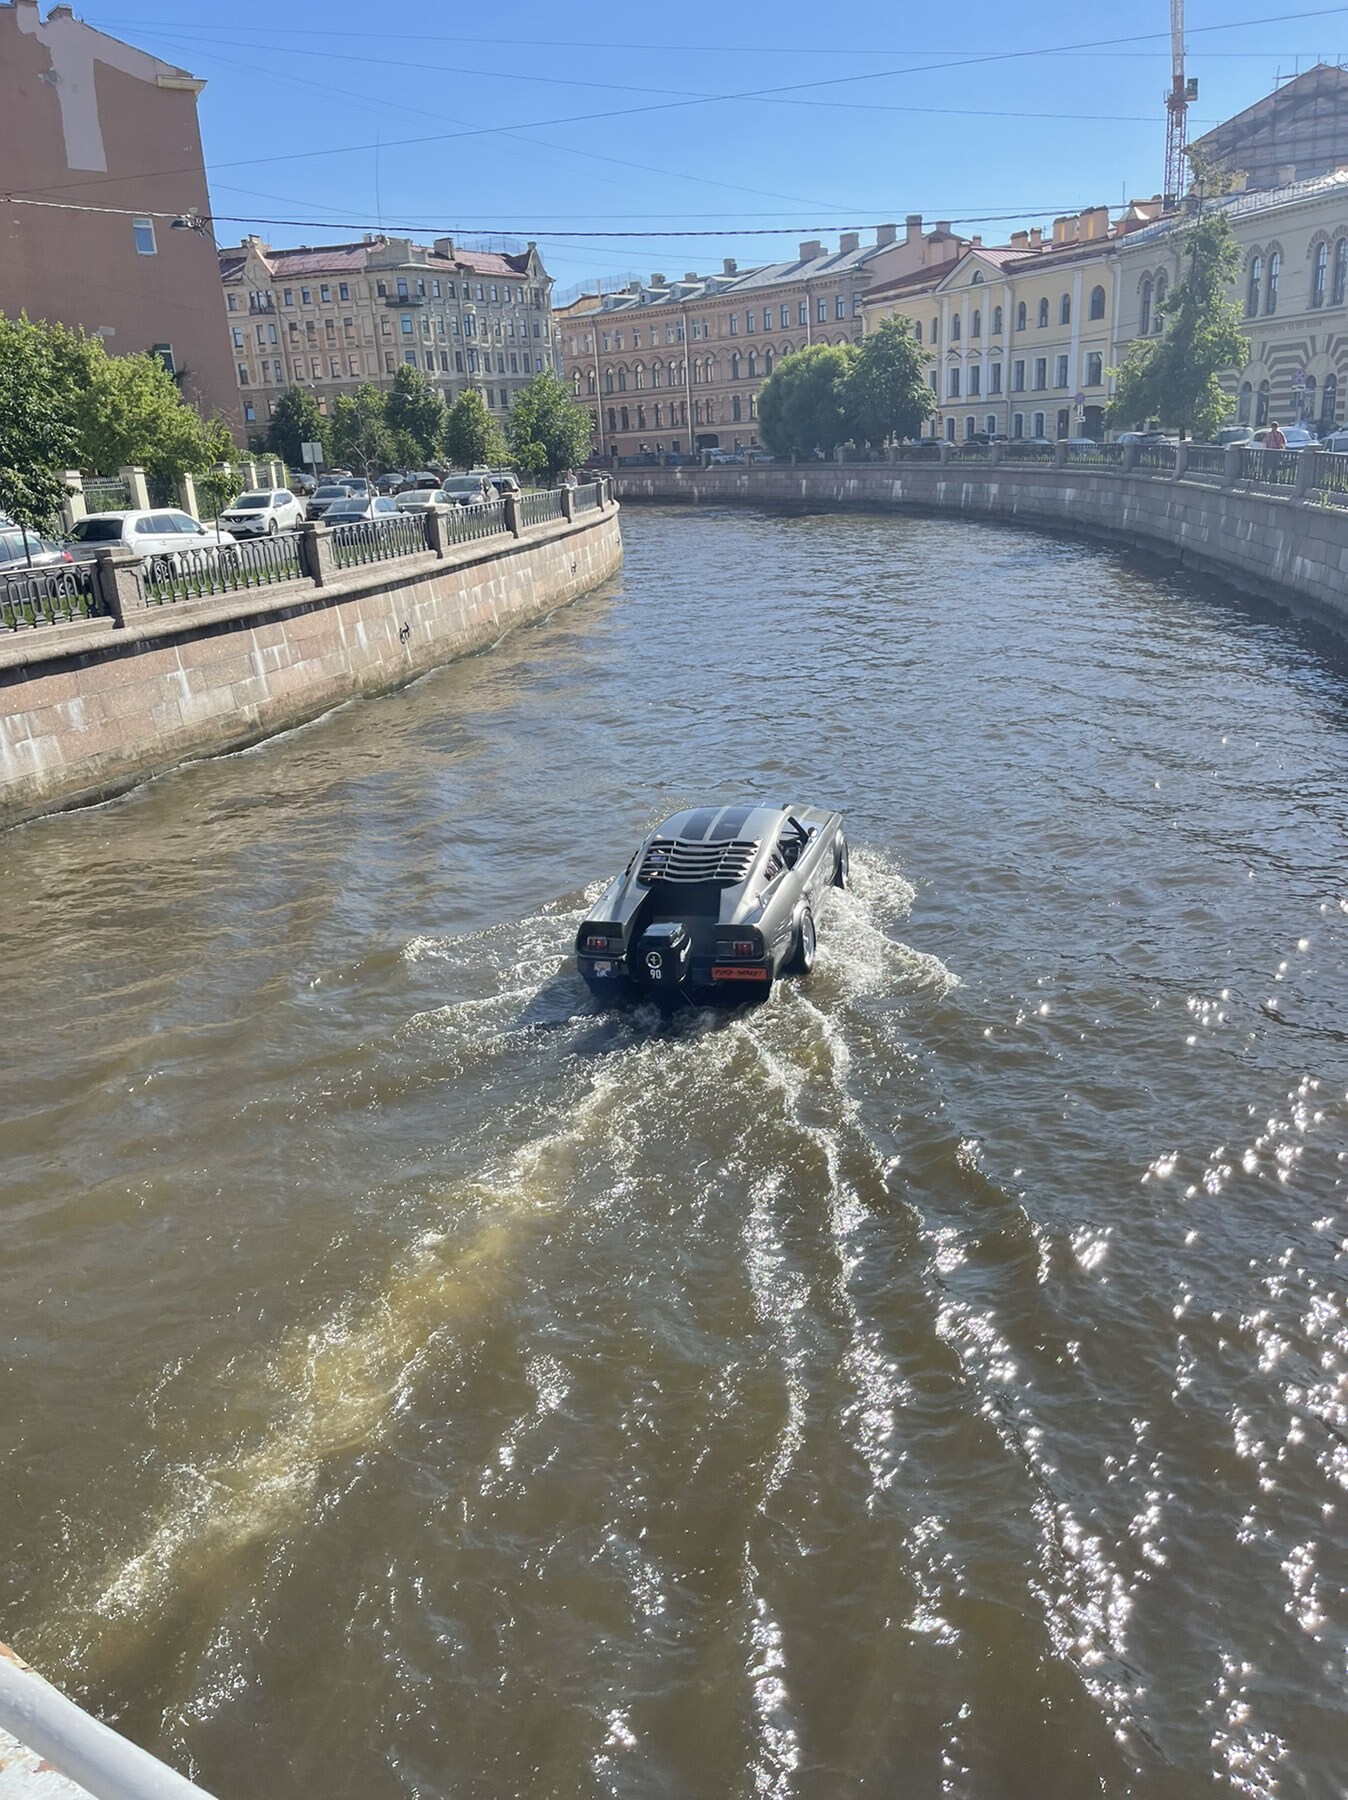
[0,561,101,631]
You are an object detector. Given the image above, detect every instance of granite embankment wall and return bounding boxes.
[614,461,1348,623]
[0,497,622,830]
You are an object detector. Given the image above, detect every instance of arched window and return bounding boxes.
[729,351,740,380]
[971,271,984,285]
[1037,298,1049,327]
[914,320,923,344]
[1032,411,1045,437]
[1153,274,1167,329]
[1302,374,1316,424]
[1266,250,1280,314]
[1140,279,1152,336]
[617,367,627,391]
[1246,256,1263,318]
[965,416,976,438]
[747,349,757,377]
[1312,241,1329,308]
[1256,378,1270,427]
[972,309,981,337]
[1016,301,1027,331]
[945,416,955,441]
[1335,240,1348,306]
[1089,285,1106,320]
[764,349,774,375]
[932,317,940,342]
[1322,373,1338,426]
[1059,293,1071,325]
[992,305,1003,334]
[634,364,645,390]
[651,363,661,388]
[604,367,614,394]
[1237,381,1252,424]
[586,369,596,395]
[782,342,794,356]
[951,313,961,341]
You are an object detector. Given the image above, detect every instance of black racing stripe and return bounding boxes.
[679,808,718,841]
[709,805,754,840]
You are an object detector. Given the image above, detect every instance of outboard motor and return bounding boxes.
[636,921,692,994]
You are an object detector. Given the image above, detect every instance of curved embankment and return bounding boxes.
[0,495,623,830]
[613,462,1348,625]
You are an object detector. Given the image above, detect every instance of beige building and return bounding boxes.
[559,220,967,458]
[0,0,240,428]
[1114,168,1348,435]
[219,235,555,436]
[864,205,1163,442]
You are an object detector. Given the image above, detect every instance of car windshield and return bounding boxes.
[67,517,124,541]
[232,493,269,510]
[327,503,365,516]
[314,486,347,499]
[443,479,483,494]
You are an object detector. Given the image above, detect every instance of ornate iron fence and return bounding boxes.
[1135,444,1178,472]
[1239,446,1300,489]
[893,443,944,462]
[329,511,429,570]
[1184,444,1228,479]
[519,489,566,529]
[1002,442,1056,463]
[1064,442,1125,467]
[0,561,101,631]
[1311,449,1348,506]
[140,533,305,606]
[949,443,992,463]
[572,483,602,512]
[441,500,509,545]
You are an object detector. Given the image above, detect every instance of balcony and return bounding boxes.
[383,294,426,307]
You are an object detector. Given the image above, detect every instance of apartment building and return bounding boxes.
[559,220,967,458]
[0,0,239,425]
[219,234,555,432]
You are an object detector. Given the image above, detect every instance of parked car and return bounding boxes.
[489,472,521,495]
[307,483,362,521]
[321,496,401,525]
[396,470,443,493]
[288,471,318,496]
[65,510,236,569]
[1211,427,1255,448]
[1253,426,1315,449]
[374,472,406,495]
[393,489,453,514]
[216,489,305,537]
[706,448,745,464]
[1319,429,1348,453]
[0,527,74,571]
[439,475,495,507]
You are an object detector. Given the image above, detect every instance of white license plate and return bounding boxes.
[592,959,614,976]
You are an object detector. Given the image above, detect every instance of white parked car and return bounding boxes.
[216,489,305,536]
[66,509,237,570]
[1319,429,1348,453]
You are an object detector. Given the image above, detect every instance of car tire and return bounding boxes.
[787,906,816,976]
[832,837,850,890]
[267,519,279,536]
[148,553,175,583]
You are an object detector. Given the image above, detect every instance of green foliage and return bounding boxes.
[845,317,935,445]
[506,372,594,483]
[757,344,858,456]
[1107,210,1247,440]
[326,385,395,476]
[386,365,447,464]
[265,386,326,470]
[443,388,505,469]
[0,314,78,537]
[195,466,245,522]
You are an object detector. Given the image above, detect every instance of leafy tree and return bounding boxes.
[443,387,505,469]
[265,385,326,471]
[506,371,594,483]
[386,365,446,465]
[0,315,78,554]
[326,385,394,476]
[45,332,229,490]
[845,317,935,445]
[757,344,858,456]
[1107,209,1247,440]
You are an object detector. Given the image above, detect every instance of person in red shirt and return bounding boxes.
[1264,421,1288,448]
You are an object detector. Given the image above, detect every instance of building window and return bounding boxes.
[1237,381,1252,424]
[1032,357,1047,390]
[817,299,827,323]
[1333,241,1348,307]
[301,287,311,304]
[1032,411,1045,437]
[227,294,237,312]
[132,217,156,256]
[1089,284,1106,321]
[607,408,616,433]
[1016,301,1027,331]
[1055,354,1069,387]
[1037,298,1049,328]
[732,394,742,422]
[1265,251,1280,314]
[1256,378,1270,427]
[152,343,175,375]
[747,350,757,378]
[1311,241,1329,308]
[798,302,808,326]
[992,305,1003,334]
[1245,258,1262,318]
[914,320,922,344]
[397,279,409,299]
[319,285,330,303]
[764,349,773,375]
[244,403,255,423]
[1151,273,1167,329]
[971,309,981,338]
[1322,373,1338,425]
[780,306,789,328]
[969,365,980,396]
[1140,278,1153,335]
[964,416,975,439]
[745,311,755,333]
[1059,294,1071,325]
[948,368,960,397]
[990,363,1002,394]
[236,363,249,385]
[401,315,413,335]
[1085,351,1103,385]
[945,416,955,441]
[339,282,350,301]
[951,314,961,341]
[1012,412,1024,438]
[232,327,244,348]
[620,406,630,431]
[729,314,738,335]
[1011,359,1025,391]
[836,296,846,319]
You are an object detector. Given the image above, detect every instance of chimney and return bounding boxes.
[971,235,983,248]
[1010,230,1030,250]
[839,231,860,254]
[432,236,454,259]
[723,257,738,274]
[799,239,824,261]
[876,222,897,246]
[1052,215,1070,244]
[628,280,642,295]
[684,271,698,282]
[905,214,923,243]
[933,221,953,238]
[1082,206,1109,240]
[651,273,667,286]
[1029,226,1043,248]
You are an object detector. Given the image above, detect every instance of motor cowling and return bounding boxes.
[636,921,692,990]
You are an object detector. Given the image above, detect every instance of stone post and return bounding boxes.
[177,471,199,518]
[937,442,953,465]
[1295,446,1319,499]
[298,520,335,587]
[1223,443,1244,486]
[1121,443,1140,476]
[560,484,575,521]
[1054,438,1069,468]
[1173,441,1189,481]
[503,492,521,538]
[61,472,86,533]
[989,441,1005,466]
[424,504,449,559]
[834,445,847,464]
[119,465,150,510]
[92,548,143,626]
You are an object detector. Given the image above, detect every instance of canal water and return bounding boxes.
[3,504,1348,1798]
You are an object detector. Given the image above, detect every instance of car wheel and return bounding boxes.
[267,519,279,536]
[148,554,175,583]
[787,906,816,976]
[832,836,850,890]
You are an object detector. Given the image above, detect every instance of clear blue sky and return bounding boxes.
[85,2,1348,295]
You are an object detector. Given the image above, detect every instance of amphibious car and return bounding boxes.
[576,803,848,1006]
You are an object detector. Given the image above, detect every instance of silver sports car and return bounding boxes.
[576,802,848,1006]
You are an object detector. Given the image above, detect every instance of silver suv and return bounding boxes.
[66,510,237,565]
[217,490,304,536]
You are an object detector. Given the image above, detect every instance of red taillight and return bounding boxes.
[60,550,73,562]
[586,935,612,951]
[733,940,756,956]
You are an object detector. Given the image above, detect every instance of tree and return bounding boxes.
[757,344,858,457]
[1107,209,1247,440]
[326,385,394,476]
[845,317,935,445]
[0,315,78,555]
[443,388,505,470]
[265,386,326,471]
[386,365,446,466]
[46,333,230,493]
[506,372,595,483]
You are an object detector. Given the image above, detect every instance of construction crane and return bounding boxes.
[1163,0,1199,207]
